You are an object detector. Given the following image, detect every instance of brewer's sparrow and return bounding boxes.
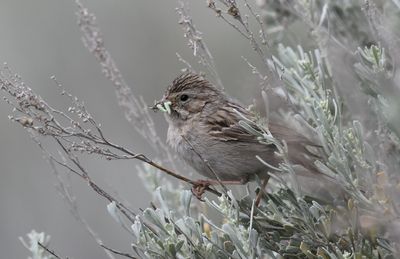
[153,72,318,189]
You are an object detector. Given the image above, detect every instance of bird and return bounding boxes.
[152,72,320,200]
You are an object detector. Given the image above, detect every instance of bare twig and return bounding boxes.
[100,244,138,259]
[0,65,222,200]
[181,135,229,195]
[243,0,268,45]
[2,61,222,256]
[176,52,194,71]
[207,0,268,68]
[74,0,178,170]
[176,1,224,89]
[38,242,64,259]
[208,1,250,40]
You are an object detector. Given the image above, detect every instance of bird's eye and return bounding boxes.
[180,94,189,102]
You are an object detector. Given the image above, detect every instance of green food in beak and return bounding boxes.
[156,101,172,114]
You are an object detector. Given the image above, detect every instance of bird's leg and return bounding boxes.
[255,176,270,207]
[191,180,212,201]
[191,179,244,201]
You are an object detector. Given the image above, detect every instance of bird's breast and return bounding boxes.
[166,124,181,150]
[166,120,192,154]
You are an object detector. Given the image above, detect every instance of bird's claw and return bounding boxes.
[191,180,211,201]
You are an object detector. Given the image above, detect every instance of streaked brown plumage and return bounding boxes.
[155,72,319,184]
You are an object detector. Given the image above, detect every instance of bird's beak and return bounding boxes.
[150,98,172,114]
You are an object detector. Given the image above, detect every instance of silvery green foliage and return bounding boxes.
[128,1,400,258]
[13,1,400,258]
[270,44,373,204]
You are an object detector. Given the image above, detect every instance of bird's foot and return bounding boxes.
[191,180,212,201]
[255,176,270,207]
[191,179,247,201]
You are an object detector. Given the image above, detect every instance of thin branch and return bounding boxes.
[243,0,268,45]
[38,242,64,259]
[74,0,177,170]
[176,1,225,89]
[181,135,229,195]
[176,52,194,71]
[0,64,222,201]
[100,244,138,259]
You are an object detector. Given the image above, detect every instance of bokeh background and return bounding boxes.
[0,0,269,258]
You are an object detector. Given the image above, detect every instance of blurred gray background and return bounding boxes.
[0,0,265,258]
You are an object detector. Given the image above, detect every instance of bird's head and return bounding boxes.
[152,72,224,122]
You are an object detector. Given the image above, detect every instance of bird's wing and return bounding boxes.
[204,103,321,172]
[205,104,317,147]
[205,104,264,142]
[268,123,315,146]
